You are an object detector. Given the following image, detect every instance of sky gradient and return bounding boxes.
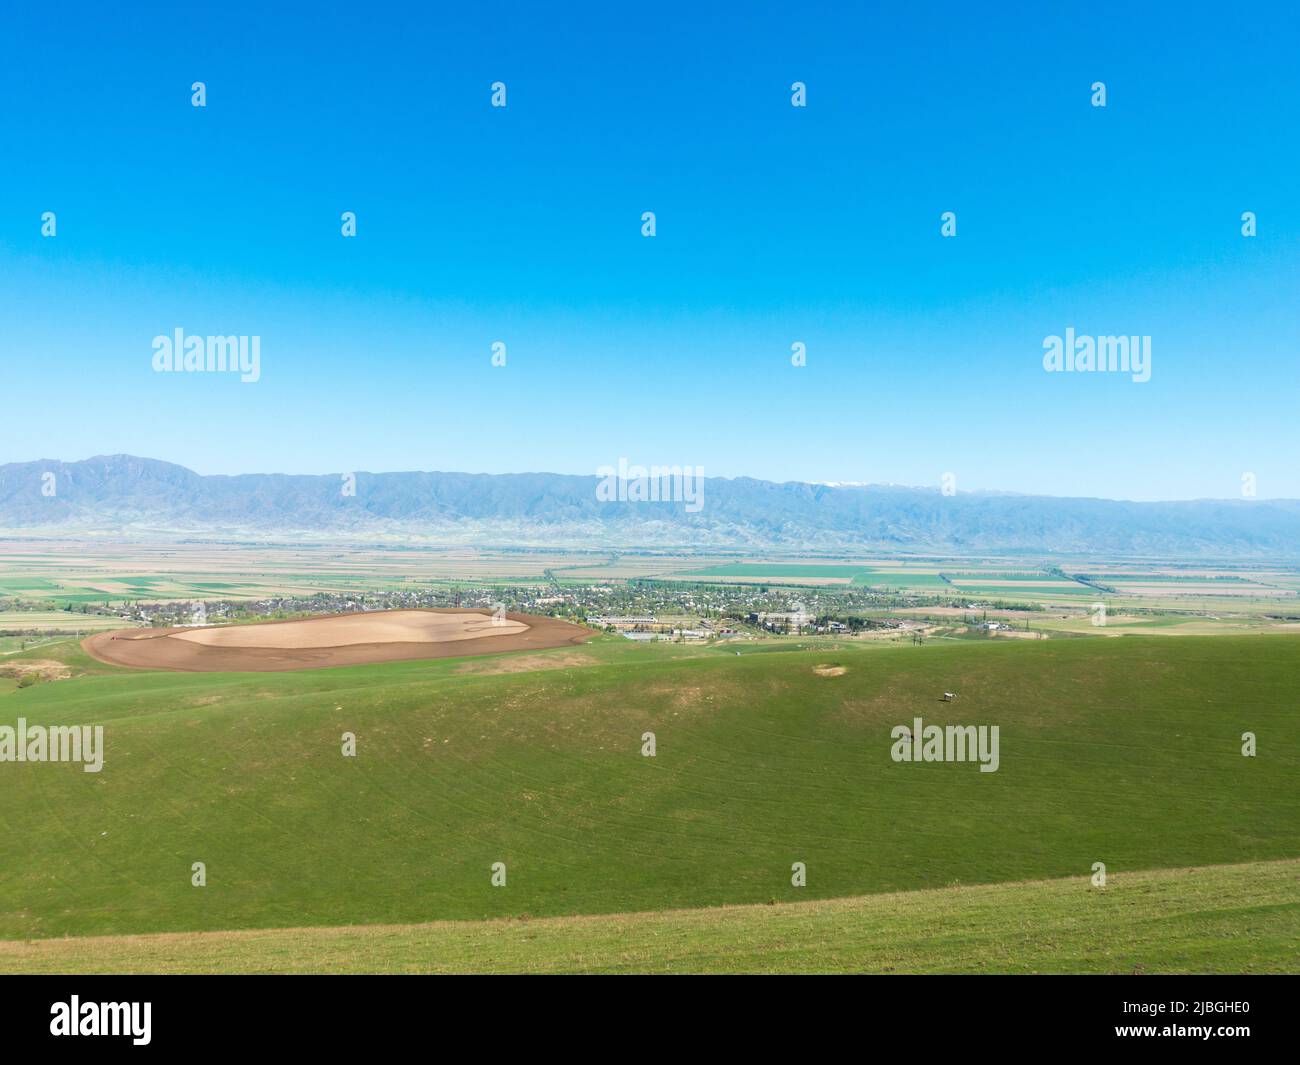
[1,1,1297,500]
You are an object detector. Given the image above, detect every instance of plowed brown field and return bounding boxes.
[82,609,592,672]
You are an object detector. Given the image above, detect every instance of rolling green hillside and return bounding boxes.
[3,859,1294,974]
[0,635,1297,945]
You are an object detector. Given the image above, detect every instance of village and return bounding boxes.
[2,577,1013,645]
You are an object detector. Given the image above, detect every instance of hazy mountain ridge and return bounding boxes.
[2,455,1298,557]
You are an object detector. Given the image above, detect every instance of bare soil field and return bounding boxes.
[454,650,597,675]
[0,659,71,681]
[82,609,593,672]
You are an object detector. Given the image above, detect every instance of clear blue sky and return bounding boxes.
[1,1,1297,500]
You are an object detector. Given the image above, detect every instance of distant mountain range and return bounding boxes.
[2,455,1299,558]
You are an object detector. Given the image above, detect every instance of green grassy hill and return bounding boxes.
[3,858,1294,974]
[1,635,1297,963]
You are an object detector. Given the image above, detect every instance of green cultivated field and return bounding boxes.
[0,633,1297,971]
[679,563,871,578]
[0,611,136,632]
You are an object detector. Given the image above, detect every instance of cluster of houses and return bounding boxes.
[585,614,658,628]
[620,629,710,642]
[585,614,739,643]
[746,611,852,635]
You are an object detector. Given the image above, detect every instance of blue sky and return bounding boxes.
[1,1,1297,500]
